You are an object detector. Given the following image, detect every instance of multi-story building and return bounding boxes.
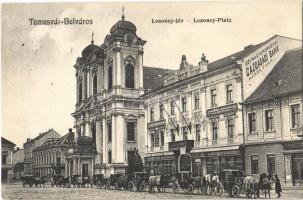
[12,148,24,180]
[32,129,74,177]
[144,52,245,176]
[243,48,302,186]
[1,137,16,182]
[68,12,302,179]
[23,129,61,175]
[143,35,301,177]
[70,14,173,177]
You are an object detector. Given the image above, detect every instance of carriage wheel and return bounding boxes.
[214,182,224,196]
[172,183,179,194]
[187,184,194,194]
[128,181,135,192]
[200,186,207,195]
[231,185,240,198]
[138,183,145,192]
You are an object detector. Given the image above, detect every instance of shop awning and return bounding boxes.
[144,151,174,157]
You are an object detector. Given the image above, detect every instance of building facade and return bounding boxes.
[143,35,302,178]
[12,148,24,180]
[32,129,74,177]
[144,52,245,177]
[23,129,61,175]
[243,48,303,186]
[1,137,16,182]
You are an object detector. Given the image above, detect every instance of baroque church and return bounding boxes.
[69,13,171,176]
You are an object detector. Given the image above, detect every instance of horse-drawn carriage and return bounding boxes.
[220,169,245,197]
[92,174,107,189]
[70,175,91,188]
[223,172,274,198]
[51,174,69,187]
[172,172,194,194]
[105,174,123,189]
[128,172,149,192]
[21,175,47,187]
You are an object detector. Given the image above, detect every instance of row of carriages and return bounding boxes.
[21,169,271,198]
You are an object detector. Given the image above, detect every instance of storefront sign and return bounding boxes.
[168,140,194,151]
[242,36,301,100]
[205,149,240,157]
[178,153,192,172]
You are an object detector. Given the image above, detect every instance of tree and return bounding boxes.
[127,148,144,175]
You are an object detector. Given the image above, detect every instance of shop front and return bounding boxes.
[191,145,244,176]
[283,140,303,186]
[144,153,177,176]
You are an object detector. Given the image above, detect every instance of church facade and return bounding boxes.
[70,14,160,176]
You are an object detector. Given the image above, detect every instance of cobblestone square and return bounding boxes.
[2,184,303,200]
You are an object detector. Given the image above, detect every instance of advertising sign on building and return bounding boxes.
[242,35,301,100]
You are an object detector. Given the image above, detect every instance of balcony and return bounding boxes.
[168,140,194,151]
[147,119,166,130]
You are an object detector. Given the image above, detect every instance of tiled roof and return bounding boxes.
[30,129,58,143]
[245,48,302,103]
[33,131,74,151]
[143,66,175,91]
[1,137,16,147]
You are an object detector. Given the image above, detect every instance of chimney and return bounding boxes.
[26,138,30,142]
[244,44,254,50]
[68,128,75,141]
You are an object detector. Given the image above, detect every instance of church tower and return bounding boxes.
[100,10,146,175]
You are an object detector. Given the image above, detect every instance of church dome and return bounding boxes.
[82,42,99,58]
[76,136,93,144]
[110,18,137,37]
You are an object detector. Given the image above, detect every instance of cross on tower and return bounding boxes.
[91,32,94,44]
[122,6,125,20]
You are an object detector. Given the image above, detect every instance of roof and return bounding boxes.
[1,137,16,147]
[245,48,302,103]
[143,66,176,91]
[207,38,269,71]
[33,130,74,151]
[110,19,137,37]
[31,129,59,143]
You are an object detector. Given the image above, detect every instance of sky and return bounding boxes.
[1,1,302,148]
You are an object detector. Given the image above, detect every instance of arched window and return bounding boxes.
[125,64,134,88]
[78,82,82,102]
[93,74,97,94]
[108,66,113,89]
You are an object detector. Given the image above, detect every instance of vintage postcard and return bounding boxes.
[1,1,302,199]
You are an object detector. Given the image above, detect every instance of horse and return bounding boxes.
[203,174,220,194]
[257,173,274,198]
[148,175,165,194]
[243,174,260,198]
[33,176,47,187]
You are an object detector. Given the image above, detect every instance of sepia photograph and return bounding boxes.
[1,1,302,199]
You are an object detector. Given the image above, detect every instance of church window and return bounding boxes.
[78,82,82,102]
[93,74,97,94]
[108,66,113,89]
[125,64,135,88]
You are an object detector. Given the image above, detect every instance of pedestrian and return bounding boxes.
[275,174,282,198]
